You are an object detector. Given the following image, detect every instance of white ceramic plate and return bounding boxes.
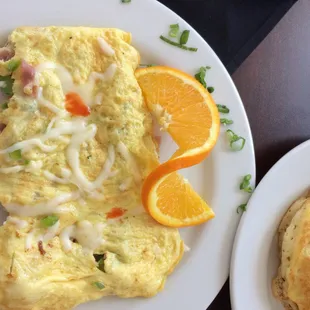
[230,140,310,310]
[1,0,255,309]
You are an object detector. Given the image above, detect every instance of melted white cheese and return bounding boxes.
[36,87,65,115]
[4,192,79,217]
[36,62,116,107]
[59,225,75,251]
[25,161,43,173]
[61,168,72,179]
[0,161,43,174]
[43,170,70,184]
[119,177,133,191]
[25,230,34,250]
[0,139,56,155]
[98,37,115,56]
[0,62,118,212]
[6,216,28,229]
[94,93,103,105]
[0,165,23,174]
[88,191,105,201]
[46,117,58,134]
[117,142,141,183]
[67,124,115,192]
[0,118,91,155]
[43,219,60,242]
[60,220,105,253]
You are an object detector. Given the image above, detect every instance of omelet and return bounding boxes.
[0,27,184,309]
[273,191,310,310]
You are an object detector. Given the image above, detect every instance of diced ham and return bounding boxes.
[21,60,35,87]
[21,60,37,97]
[0,46,14,61]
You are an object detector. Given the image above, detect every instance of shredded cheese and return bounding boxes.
[97,37,115,56]
[60,220,105,253]
[4,192,79,217]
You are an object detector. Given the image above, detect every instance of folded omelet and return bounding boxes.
[273,192,310,310]
[0,27,184,310]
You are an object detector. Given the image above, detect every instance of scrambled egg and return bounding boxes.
[273,192,310,310]
[0,27,184,309]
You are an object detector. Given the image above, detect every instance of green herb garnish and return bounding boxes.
[220,118,233,125]
[207,86,214,93]
[9,149,22,160]
[98,258,106,272]
[2,102,8,110]
[159,35,198,52]
[87,155,92,159]
[92,282,105,290]
[216,104,230,114]
[0,76,14,97]
[41,215,59,228]
[239,174,253,193]
[121,0,131,3]
[226,129,246,151]
[24,159,30,165]
[6,59,21,72]
[180,30,190,45]
[194,66,210,88]
[169,24,179,37]
[237,203,247,214]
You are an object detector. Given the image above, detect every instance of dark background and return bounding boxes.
[159,0,296,73]
[157,0,297,309]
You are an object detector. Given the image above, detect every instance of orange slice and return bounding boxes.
[136,66,219,227]
[142,171,215,227]
[135,66,220,165]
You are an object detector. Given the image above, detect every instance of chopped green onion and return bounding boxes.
[194,66,210,88]
[94,254,104,262]
[239,174,253,193]
[41,215,59,228]
[121,0,131,3]
[207,86,214,93]
[2,102,8,110]
[0,76,14,96]
[226,129,246,151]
[159,36,198,52]
[6,59,21,72]
[9,149,22,160]
[94,253,106,272]
[98,258,106,272]
[237,203,247,214]
[220,118,233,125]
[180,30,190,45]
[92,282,105,290]
[216,104,230,114]
[24,159,30,165]
[169,24,179,37]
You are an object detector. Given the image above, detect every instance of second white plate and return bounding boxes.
[230,140,310,310]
